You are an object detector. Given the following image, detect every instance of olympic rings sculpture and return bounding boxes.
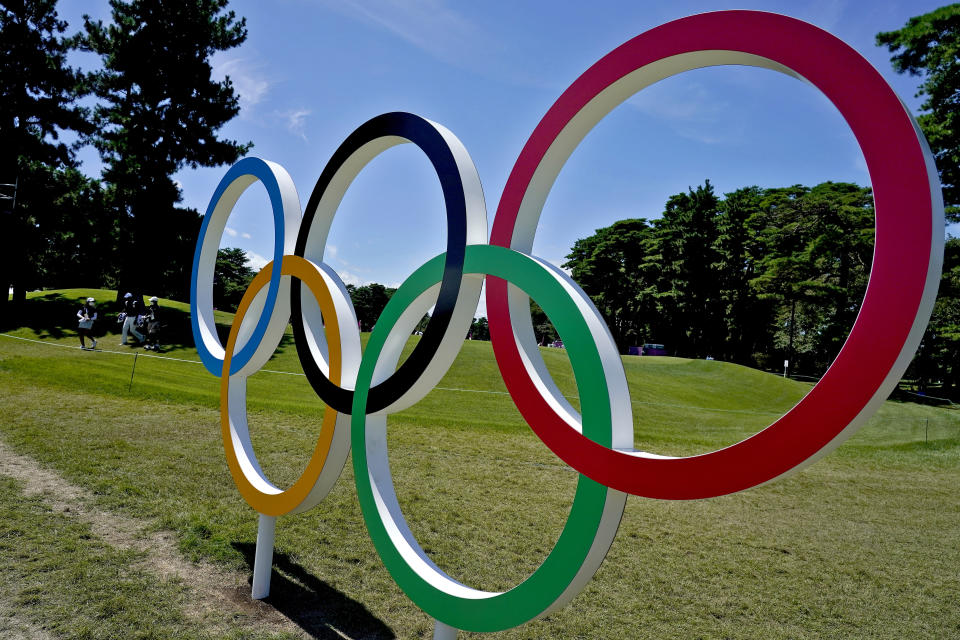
[190,11,943,636]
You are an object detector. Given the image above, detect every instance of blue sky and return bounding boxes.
[61,1,956,314]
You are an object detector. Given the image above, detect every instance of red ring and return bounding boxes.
[488,11,938,499]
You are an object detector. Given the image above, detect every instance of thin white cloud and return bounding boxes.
[224,227,254,242]
[627,79,746,145]
[335,270,403,290]
[674,124,745,146]
[212,55,271,115]
[318,0,537,85]
[332,0,485,62]
[796,0,847,31]
[628,81,721,121]
[853,151,869,175]
[279,108,311,141]
[337,270,366,287]
[325,243,371,274]
[544,256,572,276]
[245,251,270,271]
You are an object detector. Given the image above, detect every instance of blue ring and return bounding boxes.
[190,157,288,376]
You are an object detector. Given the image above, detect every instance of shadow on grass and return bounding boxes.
[6,292,199,352]
[7,292,303,360]
[233,542,395,639]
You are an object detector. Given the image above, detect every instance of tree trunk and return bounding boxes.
[11,283,26,307]
[0,272,9,328]
[786,297,797,377]
[0,164,17,328]
[0,194,10,327]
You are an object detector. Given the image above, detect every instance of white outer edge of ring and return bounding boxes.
[225,259,361,513]
[754,105,944,482]
[299,262,363,391]
[368,281,494,599]
[506,52,799,443]
[226,274,294,497]
[299,121,487,414]
[363,261,627,611]
[196,159,302,378]
[504,50,944,468]
[524,257,630,616]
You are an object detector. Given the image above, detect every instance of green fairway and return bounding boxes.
[1,288,958,638]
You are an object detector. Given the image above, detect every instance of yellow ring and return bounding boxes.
[221,255,342,516]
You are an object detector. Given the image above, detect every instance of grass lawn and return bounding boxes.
[1,288,958,638]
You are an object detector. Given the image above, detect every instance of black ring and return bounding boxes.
[291,112,469,414]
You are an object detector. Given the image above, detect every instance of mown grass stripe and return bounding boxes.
[2,288,959,638]
[0,332,801,419]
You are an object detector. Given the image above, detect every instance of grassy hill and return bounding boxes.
[1,288,958,638]
[5,288,955,451]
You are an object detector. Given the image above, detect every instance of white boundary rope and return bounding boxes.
[0,332,807,416]
[0,332,302,376]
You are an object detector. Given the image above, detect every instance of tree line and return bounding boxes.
[1,0,249,322]
[556,4,960,395]
[2,1,959,396]
[564,180,959,396]
[561,183,852,365]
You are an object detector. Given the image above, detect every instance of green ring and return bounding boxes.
[351,244,615,632]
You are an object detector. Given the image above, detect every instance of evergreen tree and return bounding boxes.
[0,0,90,321]
[652,181,721,357]
[564,218,655,351]
[878,4,960,221]
[907,238,960,395]
[529,299,559,346]
[469,316,489,341]
[714,186,773,364]
[563,181,875,373]
[347,283,395,332]
[15,162,115,291]
[83,0,251,298]
[750,183,873,374]
[213,247,254,311]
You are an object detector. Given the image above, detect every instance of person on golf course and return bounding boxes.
[143,296,162,351]
[77,297,98,350]
[120,292,145,345]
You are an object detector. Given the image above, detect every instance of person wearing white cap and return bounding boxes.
[120,292,145,345]
[144,296,162,351]
[77,297,98,350]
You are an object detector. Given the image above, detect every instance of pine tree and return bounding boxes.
[713,186,773,364]
[15,161,114,291]
[914,238,960,395]
[564,218,655,352]
[0,0,90,322]
[83,0,251,299]
[748,183,874,374]
[878,4,960,222]
[563,181,875,371]
[213,247,254,312]
[347,283,396,332]
[653,181,721,357]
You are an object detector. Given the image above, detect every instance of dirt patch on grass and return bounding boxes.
[0,439,306,638]
[0,608,56,640]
